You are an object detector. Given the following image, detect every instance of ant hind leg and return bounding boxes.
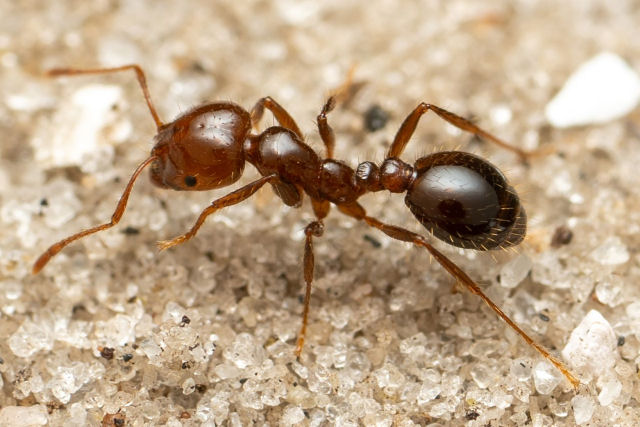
[387,102,550,161]
[336,201,580,388]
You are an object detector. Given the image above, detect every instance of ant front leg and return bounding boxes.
[388,102,544,161]
[33,156,157,274]
[47,64,163,129]
[157,174,278,250]
[337,201,580,388]
[250,97,304,140]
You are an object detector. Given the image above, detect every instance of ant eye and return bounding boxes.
[184,176,197,187]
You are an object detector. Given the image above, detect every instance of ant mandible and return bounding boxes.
[33,64,579,388]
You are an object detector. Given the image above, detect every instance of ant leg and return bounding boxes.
[295,199,329,356]
[337,201,580,388]
[250,97,303,140]
[157,174,279,251]
[317,97,337,158]
[311,198,331,219]
[317,67,361,159]
[327,64,359,104]
[32,156,157,274]
[387,103,545,161]
[295,220,325,356]
[47,64,163,129]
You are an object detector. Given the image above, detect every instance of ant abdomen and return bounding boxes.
[405,151,526,250]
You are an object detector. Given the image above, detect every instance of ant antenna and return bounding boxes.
[47,65,164,129]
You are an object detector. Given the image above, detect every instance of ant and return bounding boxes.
[33,64,579,388]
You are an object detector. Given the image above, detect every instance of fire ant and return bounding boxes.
[33,64,579,388]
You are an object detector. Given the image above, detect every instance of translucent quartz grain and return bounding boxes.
[9,318,55,357]
[500,254,532,289]
[0,405,48,426]
[510,357,533,382]
[590,236,630,266]
[533,361,562,395]
[572,395,595,425]
[281,405,305,425]
[597,377,622,406]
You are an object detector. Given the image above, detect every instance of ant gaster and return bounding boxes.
[33,65,579,388]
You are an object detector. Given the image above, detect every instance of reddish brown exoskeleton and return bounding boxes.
[33,65,578,388]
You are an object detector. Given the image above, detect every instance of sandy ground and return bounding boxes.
[1,1,639,425]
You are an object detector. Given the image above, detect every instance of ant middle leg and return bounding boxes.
[387,102,540,161]
[47,64,163,129]
[317,97,337,158]
[250,97,303,140]
[317,66,366,159]
[295,219,325,356]
[157,174,279,251]
[295,198,330,356]
[327,64,360,105]
[336,201,580,388]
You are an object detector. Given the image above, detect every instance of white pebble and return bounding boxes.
[0,405,48,426]
[545,52,640,127]
[562,310,617,371]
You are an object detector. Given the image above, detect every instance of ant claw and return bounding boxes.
[157,239,178,251]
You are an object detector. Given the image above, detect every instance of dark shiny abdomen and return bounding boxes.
[405,152,525,250]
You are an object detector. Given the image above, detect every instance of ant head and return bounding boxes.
[150,102,251,191]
